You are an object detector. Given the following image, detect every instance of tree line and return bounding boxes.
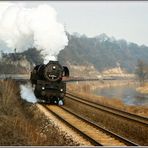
[0,48,43,74]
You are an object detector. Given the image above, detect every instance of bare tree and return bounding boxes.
[135,60,148,85]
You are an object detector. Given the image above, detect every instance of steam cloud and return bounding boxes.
[20,83,37,103]
[0,2,68,63]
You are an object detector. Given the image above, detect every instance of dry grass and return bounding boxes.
[0,80,47,145]
[64,95,148,145]
[66,81,148,145]
[67,80,137,92]
[67,81,148,117]
[136,82,148,94]
[0,80,21,116]
[0,79,147,145]
[0,80,78,146]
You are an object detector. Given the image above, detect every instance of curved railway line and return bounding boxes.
[66,92,148,126]
[43,105,139,146]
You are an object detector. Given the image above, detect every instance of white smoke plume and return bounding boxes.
[20,83,37,103]
[0,2,68,63]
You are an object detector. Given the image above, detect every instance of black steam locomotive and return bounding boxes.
[30,61,69,105]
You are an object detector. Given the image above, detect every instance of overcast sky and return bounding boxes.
[3,1,148,46]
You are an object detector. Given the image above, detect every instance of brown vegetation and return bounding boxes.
[0,80,42,145]
[64,98,148,145]
[67,80,138,92]
[66,82,148,145]
[136,82,148,94]
[67,81,148,117]
[0,80,78,146]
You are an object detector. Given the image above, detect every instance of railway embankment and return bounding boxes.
[64,92,148,146]
[67,80,147,117]
[0,80,79,146]
[67,80,148,146]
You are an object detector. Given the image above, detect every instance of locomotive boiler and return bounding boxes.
[30,61,69,105]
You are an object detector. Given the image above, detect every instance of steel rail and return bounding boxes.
[66,92,148,126]
[43,105,103,146]
[61,106,139,146]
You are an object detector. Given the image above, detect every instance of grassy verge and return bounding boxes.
[67,82,148,117]
[64,98,148,145]
[66,82,148,145]
[0,80,78,146]
[67,80,137,92]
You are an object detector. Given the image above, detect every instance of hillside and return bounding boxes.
[0,48,43,74]
[58,33,148,73]
[1,33,148,76]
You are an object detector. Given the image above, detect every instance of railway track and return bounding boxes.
[43,105,139,146]
[66,92,148,126]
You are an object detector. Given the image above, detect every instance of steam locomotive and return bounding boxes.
[30,61,69,105]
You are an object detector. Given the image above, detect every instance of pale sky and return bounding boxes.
[3,1,148,46]
[49,1,148,46]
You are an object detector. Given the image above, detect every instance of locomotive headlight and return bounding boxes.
[60,88,63,92]
[52,66,56,70]
[42,86,45,90]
